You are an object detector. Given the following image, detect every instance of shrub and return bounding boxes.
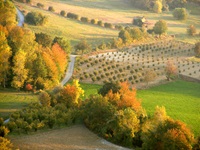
[60,10,66,17]
[37,3,44,8]
[97,20,104,27]
[48,6,55,12]
[173,8,188,20]
[80,17,90,23]
[91,19,98,24]
[38,91,51,107]
[187,25,197,36]
[67,13,80,20]
[25,83,33,91]
[98,82,120,96]
[104,23,113,29]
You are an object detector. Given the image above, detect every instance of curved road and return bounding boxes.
[61,55,77,86]
[16,8,24,26]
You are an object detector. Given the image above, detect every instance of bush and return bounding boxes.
[67,12,80,20]
[91,19,98,24]
[97,20,104,27]
[98,82,121,96]
[0,137,13,150]
[48,6,55,12]
[37,3,44,8]
[38,91,51,107]
[187,25,197,36]
[60,10,66,17]
[25,11,48,26]
[80,17,90,23]
[104,23,113,29]
[173,8,188,20]
[25,83,33,91]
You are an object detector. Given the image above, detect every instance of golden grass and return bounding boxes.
[16,0,200,45]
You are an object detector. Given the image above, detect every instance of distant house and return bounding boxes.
[133,16,149,28]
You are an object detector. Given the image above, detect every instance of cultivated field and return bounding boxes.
[75,39,200,87]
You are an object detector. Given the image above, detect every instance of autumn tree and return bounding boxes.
[153,20,168,36]
[194,41,200,57]
[143,69,157,87]
[51,43,68,79]
[53,36,71,54]
[0,31,12,88]
[0,0,17,26]
[59,79,84,108]
[142,106,194,150]
[12,50,28,89]
[165,61,178,81]
[187,25,197,36]
[153,0,163,13]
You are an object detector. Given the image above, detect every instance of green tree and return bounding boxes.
[0,31,12,88]
[25,11,48,26]
[173,8,188,20]
[48,6,55,12]
[75,39,91,54]
[35,32,52,47]
[98,82,121,97]
[118,30,132,44]
[130,27,143,40]
[153,20,168,36]
[60,10,66,16]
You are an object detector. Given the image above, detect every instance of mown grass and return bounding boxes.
[19,0,200,44]
[137,80,200,136]
[0,90,38,119]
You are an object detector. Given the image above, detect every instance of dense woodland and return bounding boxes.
[0,0,71,90]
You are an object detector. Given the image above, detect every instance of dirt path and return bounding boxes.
[10,125,131,150]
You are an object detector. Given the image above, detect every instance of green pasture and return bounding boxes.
[0,91,38,119]
[137,80,200,136]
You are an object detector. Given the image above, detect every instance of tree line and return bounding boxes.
[0,0,71,90]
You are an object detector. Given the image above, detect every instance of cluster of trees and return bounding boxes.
[0,1,71,90]
[25,11,48,26]
[130,0,188,12]
[5,80,200,149]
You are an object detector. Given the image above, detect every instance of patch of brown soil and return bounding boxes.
[10,125,131,150]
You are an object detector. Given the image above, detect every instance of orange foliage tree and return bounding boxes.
[165,61,178,81]
[105,81,142,113]
[51,43,68,79]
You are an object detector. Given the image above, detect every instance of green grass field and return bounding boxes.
[79,80,200,136]
[0,91,38,119]
[137,80,200,136]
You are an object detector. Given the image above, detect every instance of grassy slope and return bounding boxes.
[80,81,200,136]
[16,2,118,46]
[137,80,200,136]
[0,90,38,119]
[22,0,200,44]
